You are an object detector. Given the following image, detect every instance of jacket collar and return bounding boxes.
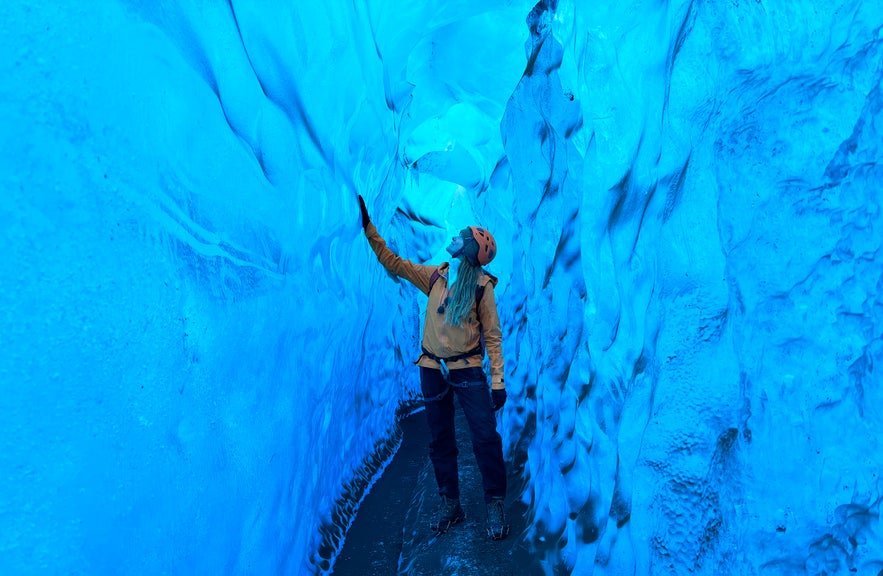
[438,261,498,287]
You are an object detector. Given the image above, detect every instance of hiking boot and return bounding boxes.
[430,496,465,533]
[486,498,510,540]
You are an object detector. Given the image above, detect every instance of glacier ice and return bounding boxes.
[1,0,881,574]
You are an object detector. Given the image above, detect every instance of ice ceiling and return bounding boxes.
[1,0,881,574]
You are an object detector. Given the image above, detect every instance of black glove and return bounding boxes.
[357,194,370,228]
[491,389,507,412]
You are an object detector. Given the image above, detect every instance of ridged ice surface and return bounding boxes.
[500,3,883,574]
[1,1,881,575]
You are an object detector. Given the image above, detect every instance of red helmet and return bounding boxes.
[461,226,497,266]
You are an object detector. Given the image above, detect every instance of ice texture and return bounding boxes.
[499,2,883,574]
[1,0,881,575]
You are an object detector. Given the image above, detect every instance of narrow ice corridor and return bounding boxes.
[1,1,881,574]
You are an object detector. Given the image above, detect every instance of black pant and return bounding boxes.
[420,367,506,503]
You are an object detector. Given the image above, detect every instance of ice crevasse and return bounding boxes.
[0,0,881,574]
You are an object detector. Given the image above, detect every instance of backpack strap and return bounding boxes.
[429,269,441,294]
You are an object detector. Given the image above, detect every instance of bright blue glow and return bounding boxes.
[1,0,881,574]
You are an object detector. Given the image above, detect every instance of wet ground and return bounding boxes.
[333,408,542,575]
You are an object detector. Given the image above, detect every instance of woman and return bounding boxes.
[357,195,509,541]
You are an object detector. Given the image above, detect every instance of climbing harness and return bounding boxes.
[421,344,484,380]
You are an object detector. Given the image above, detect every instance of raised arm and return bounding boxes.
[359,195,434,294]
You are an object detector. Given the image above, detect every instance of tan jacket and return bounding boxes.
[365,222,505,389]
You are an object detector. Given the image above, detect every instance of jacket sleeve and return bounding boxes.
[478,282,505,389]
[364,222,434,294]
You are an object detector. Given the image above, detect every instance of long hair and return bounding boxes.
[445,258,482,326]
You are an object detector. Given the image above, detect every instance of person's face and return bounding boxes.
[446,235,465,257]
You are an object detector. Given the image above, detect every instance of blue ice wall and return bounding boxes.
[498,1,883,574]
[1,2,400,573]
[0,1,532,574]
[1,1,881,575]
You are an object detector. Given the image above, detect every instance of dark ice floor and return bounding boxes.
[333,408,542,575]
